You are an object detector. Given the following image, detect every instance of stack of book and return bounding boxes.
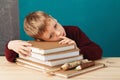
[16,41,106,78]
[16,41,83,71]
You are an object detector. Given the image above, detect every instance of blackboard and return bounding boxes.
[0,0,20,55]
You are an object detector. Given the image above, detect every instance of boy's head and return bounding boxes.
[24,11,66,41]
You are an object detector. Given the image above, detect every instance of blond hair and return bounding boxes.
[24,11,51,39]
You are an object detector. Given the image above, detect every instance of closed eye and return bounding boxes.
[49,34,52,39]
[54,23,57,29]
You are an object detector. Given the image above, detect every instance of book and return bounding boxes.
[16,59,105,78]
[16,58,60,70]
[16,61,46,72]
[31,48,79,61]
[18,55,83,66]
[19,48,79,61]
[28,41,76,54]
[54,63,105,78]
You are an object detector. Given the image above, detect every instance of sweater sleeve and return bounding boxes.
[75,27,102,60]
[64,26,102,60]
[80,42,102,60]
[4,42,18,62]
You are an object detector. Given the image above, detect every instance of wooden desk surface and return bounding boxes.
[0,56,120,80]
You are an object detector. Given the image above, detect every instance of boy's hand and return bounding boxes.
[8,40,32,56]
[59,36,77,46]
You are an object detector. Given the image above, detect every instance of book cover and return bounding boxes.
[18,55,83,66]
[28,41,76,54]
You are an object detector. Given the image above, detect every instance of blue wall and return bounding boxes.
[18,0,120,57]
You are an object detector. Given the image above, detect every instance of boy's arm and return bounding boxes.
[4,40,32,62]
[4,42,18,62]
[80,41,102,60]
[64,26,102,60]
[75,27,102,60]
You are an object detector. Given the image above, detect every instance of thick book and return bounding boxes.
[16,59,105,78]
[16,58,60,70]
[24,48,80,61]
[18,55,83,66]
[16,61,46,72]
[54,63,105,78]
[28,41,76,54]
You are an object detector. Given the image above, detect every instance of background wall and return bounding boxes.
[19,0,120,57]
[0,0,20,55]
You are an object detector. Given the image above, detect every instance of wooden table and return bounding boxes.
[0,56,120,80]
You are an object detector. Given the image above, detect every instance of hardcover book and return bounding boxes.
[16,58,60,70]
[28,41,76,54]
[54,63,105,78]
[18,55,83,66]
[30,48,79,61]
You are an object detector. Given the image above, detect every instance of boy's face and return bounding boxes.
[38,18,66,41]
